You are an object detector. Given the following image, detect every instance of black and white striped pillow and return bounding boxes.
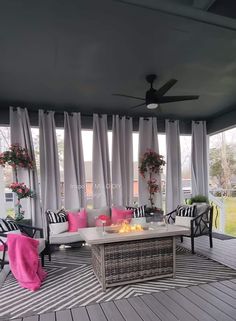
[46,209,67,224]
[0,219,19,232]
[177,205,196,217]
[126,205,147,218]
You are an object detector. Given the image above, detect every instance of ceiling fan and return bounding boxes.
[113,74,199,110]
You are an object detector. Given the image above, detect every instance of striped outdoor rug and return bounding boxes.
[1,245,236,320]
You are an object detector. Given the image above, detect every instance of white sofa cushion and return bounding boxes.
[49,222,69,235]
[49,231,83,244]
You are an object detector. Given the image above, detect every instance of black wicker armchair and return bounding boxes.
[165,205,213,254]
[0,223,45,270]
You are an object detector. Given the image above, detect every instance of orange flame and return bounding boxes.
[118,221,143,233]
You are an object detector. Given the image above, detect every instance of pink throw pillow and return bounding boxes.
[77,209,87,229]
[67,210,87,232]
[111,208,133,224]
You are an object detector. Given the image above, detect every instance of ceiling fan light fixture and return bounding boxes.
[147,103,158,109]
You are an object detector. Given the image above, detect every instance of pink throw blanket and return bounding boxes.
[7,234,47,291]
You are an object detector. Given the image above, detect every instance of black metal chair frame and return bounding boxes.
[0,223,45,270]
[165,206,213,254]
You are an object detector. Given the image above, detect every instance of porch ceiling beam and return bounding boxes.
[193,0,216,11]
[115,0,236,31]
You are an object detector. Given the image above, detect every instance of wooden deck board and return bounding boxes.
[211,282,236,299]
[178,287,235,321]
[141,293,179,321]
[221,279,236,291]
[86,304,107,321]
[71,307,90,321]
[191,284,236,316]
[165,289,216,321]
[199,283,236,307]
[56,310,73,321]
[100,301,125,321]
[128,296,162,321]
[39,312,56,321]
[23,316,39,321]
[152,291,198,321]
[115,299,144,321]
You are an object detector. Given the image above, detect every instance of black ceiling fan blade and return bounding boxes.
[156,79,178,97]
[113,93,145,100]
[158,95,199,103]
[130,102,146,109]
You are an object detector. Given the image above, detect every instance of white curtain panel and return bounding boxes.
[112,115,133,206]
[138,117,162,208]
[64,112,87,209]
[39,110,61,212]
[10,107,42,227]
[0,165,6,218]
[92,114,111,208]
[191,120,209,197]
[166,120,183,213]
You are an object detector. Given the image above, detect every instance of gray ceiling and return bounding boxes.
[0,0,236,120]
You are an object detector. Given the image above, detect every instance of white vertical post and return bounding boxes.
[0,166,6,218]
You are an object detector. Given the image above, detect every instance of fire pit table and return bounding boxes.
[79,225,190,291]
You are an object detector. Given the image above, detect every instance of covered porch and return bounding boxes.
[0,0,236,320]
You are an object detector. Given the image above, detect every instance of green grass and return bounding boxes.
[224,197,236,236]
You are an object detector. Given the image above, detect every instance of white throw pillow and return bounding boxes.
[49,222,68,235]
[175,216,192,228]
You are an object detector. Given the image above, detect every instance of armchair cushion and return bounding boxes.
[195,204,211,217]
[49,231,83,244]
[0,219,19,232]
[176,205,196,217]
[175,216,193,228]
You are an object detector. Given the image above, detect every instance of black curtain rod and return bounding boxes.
[11,106,159,120]
[31,109,154,120]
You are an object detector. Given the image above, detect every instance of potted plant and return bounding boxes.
[139,149,166,215]
[0,144,35,220]
[187,194,209,205]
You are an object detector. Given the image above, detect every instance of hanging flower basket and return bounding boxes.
[139,149,166,209]
[9,182,35,199]
[0,144,35,220]
[0,144,34,169]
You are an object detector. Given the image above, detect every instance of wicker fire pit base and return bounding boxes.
[91,236,175,291]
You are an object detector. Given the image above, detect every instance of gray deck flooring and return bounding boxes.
[10,279,236,321]
[178,235,236,269]
[7,236,236,321]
